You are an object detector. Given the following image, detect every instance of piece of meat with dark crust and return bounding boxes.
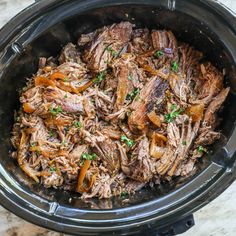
[203,87,230,128]
[190,63,224,105]
[128,77,168,133]
[112,53,146,112]
[83,133,120,175]
[128,28,151,54]
[151,30,178,57]
[59,43,82,64]
[195,127,220,147]
[78,31,99,47]
[83,22,133,72]
[156,115,200,176]
[178,43,203,77]
[114,63,133,111]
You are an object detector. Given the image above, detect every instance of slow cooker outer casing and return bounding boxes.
[0,0,236,235]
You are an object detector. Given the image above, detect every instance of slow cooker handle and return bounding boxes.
[141,214,195,236]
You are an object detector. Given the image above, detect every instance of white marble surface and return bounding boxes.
[0,0,236,235]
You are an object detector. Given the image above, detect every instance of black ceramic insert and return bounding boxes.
[0,0,236,235]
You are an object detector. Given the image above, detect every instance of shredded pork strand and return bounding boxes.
[11,22,229,199]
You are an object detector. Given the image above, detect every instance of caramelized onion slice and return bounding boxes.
[30,146,68,158]
[147,110,161,127]
[150,146,166,159]
[35,76,55,87]
[76,159,91,193]
[186,103,204,122]
[21,164,40,183]
[50,72,67,81]
[23,103,35,113]
[76,79,94,93]
[150,132,167,159]
[18,131,40,182]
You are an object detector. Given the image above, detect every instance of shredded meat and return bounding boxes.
[11,22,229,199]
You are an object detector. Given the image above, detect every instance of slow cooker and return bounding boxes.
[0,0,236,235]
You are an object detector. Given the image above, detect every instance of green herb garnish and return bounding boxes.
[50,166,57,173]
[49,106,62,116]
[49,130,56,138]
[164,104,183,123]
[121,135,135,148]
[63,77,69,82]
[154,50,164,58]
[120,191,128,198]
[30,142,36,147]
[61,140,66,146]
[182,140,187,146]
[126,88,140,101]
[171,61,179,72]
[64,94,68,99]
[128,75,132,81]
[74,121,82,130]
[197,145,206,153]
[81,153,97,161]
[94,72,105,84]
[106,46,117,57]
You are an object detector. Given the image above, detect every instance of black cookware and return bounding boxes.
[0,0,236,235]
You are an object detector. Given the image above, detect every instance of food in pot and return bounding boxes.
[11,22,229,199]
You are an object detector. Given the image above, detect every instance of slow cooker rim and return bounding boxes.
[0,0,236,234]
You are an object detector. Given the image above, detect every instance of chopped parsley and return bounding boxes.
[171,61,179,72]
[30,142,36,147]
[74,121,82,130]
[182,140,187,146]
[128,75,132,81]
[121,135,135,148]
[94,72,105,84]
[63,77,69,82]
[164,104,183,123]
[64,94,68,99]
[49,130,56,138]
[126,88,140,101]
[154,50,164,58]
[50,166,57,173]
[197,145,207,153]
[120,191,128,198]
[81,153,97,161]
[106,46,117,57]
[61,140,66,146]
[49,106,62,116]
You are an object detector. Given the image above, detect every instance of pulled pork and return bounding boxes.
[11,22,229,199]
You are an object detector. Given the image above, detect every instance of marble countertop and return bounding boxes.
[0,0,236,235]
